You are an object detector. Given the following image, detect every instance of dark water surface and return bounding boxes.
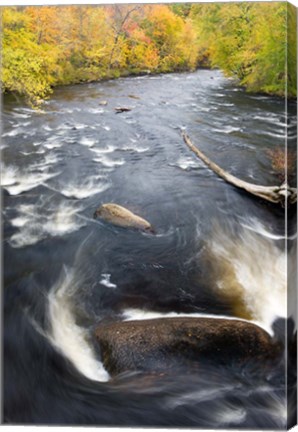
[2,70,296,427]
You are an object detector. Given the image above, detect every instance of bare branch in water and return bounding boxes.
[182,132,297,206]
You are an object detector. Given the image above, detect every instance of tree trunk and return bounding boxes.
[182,132,297,206]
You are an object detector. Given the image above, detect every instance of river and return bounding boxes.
[2,69,297,427]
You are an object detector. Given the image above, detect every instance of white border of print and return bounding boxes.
[1,0,298,6]
[1,1,297,432]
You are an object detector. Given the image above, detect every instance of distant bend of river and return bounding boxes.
[2,69,297,427]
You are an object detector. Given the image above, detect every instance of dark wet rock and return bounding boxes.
[95,317,281,376]
[115,107,132,114]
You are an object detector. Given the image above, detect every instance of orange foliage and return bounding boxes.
[267,148,297,183]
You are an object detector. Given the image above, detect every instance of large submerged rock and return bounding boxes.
[95,317,281,376]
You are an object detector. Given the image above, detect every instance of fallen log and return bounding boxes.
[182,132,297,206]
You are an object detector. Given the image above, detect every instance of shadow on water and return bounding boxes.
[2,69,296,427]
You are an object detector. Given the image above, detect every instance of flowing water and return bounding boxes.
[2,70,297,427]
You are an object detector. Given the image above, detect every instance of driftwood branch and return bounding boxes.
[182,132,297,206]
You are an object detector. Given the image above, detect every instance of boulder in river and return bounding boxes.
[95,317,281,376]
[93,203,155,233]
[115,107,132,114]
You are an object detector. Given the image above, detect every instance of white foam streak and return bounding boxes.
[100,273,117,289]
[209,223,286,331]
[102,125,111,131]
[167,386,236,409]
[9,201,86,248]
[174,157,201,171]
[122,309,271,335]
[80,137,95,147]
[88,108,104,114]
[122,145,149,153]
[60,176,110,199]
[1,163,18,186]
[3,170,59,196]
[215,407,247,425]
[48,268,110,382]
[2,128,23,137]
[214,126,242,134]
[44,141,62,150]
[90,145,116,155]
[30,152,60,169]
[93,155,125,168]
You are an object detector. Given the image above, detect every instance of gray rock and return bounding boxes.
[93,203,155,233]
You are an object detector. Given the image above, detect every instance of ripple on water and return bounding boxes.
[214,126,243,134]
[90,145,116,155]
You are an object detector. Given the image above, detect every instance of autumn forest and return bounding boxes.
[2,2,297,106]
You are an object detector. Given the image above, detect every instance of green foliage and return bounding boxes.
[171,4,192,18]
[190,2,295,98]
[2,7,54,106]
[287,3,297,98]
[2,3,296,105]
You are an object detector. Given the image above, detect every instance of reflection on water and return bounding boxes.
[2,69,296,427]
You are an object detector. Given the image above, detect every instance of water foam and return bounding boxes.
[214,126,243,134]
[166,386,236,409]
[2,166,59,196]
[122,309,270,335]
[59,175,110,199]
[122,144,149,153]
[2,127,24,137]
[30,152,61,170]
[239,218,289,240]
[214,406,247,425]
[208,222,286,330]
[93,155,125,168]
[47,267,110,382]
[99,273,117,289]
[80,137,95,147]
[44,141,63,150]
[1,163,18,186]
[174,156,201,171]
[90,145,116,155]
[9,201,86,248]
[88,108,104,114]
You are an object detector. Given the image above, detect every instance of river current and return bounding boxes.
[2,70,297,427]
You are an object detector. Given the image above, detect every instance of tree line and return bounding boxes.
[2,3,296,106]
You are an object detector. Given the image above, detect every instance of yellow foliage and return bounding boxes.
[2,3,294,104]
